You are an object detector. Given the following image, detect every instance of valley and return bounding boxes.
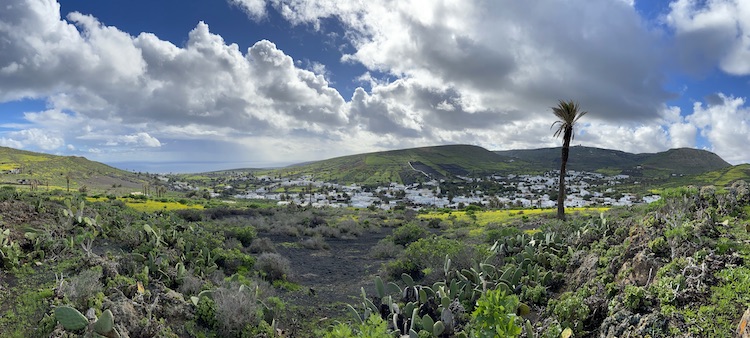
[0,145,749,338]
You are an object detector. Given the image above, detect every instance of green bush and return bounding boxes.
[387,237,473,282]
[322,315,391,338]
[225,225,257,247]
[390,222,427,246]
[212,248,255,275]
[623,285,649,311]
[522,284,548,305]
[648,237,669,257]
[550,291,589,335]
[469,289,522,337]
[485,223,521,244]
[196,296,218,328]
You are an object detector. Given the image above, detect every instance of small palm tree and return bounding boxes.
[551,100,587,220]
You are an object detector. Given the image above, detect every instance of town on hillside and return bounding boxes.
[168,170,661,210]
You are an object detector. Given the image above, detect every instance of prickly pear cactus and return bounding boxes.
[54,305,88,331]
[93,309,114,334]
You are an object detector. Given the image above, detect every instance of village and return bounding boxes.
[170,170,661,210]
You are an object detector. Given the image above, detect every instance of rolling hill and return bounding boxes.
[265,144,531,185]
[495,146,731,178]
[663,163,750,188]
[0,146,146,192]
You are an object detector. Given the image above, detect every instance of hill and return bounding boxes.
[266,144,530,185]
[0,146,146,192]
[495,146,731,178]
[664,163,750,188]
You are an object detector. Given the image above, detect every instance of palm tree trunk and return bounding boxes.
[557,127,572,220]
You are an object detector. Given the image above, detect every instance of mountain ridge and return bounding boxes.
[0,144,743,188]
[495,145,731,177]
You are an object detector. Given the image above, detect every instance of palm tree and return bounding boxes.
[551,100,587,220]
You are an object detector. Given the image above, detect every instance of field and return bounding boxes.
[418,207,610,226]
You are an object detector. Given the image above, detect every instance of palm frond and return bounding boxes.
[551,99,587,139]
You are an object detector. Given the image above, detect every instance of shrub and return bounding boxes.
[249,237,277,254]
[337,219,364,237]
[469,289,522,337]
[485,223,522,244]
[322,315,390,338]
[256,253,292,282]
[550,291,589,335]
[648,237,669,257]
[196,296,218,328]
[225,225,257,247]
[212,248,255,275]
[370,239,403,259]
[623,285,649,312]
[427,218,444,229]
[301,236,330,250]
[213,285,262,336]
[387,237,474,283]
[390,222,427,246]
[61,267,104,309]
[522,284,548,305]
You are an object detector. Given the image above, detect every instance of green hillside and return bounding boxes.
[265,144,531,185]
[664,163,750,188]
[495,146,730,178]
[0,146,146,192]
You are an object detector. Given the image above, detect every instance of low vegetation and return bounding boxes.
[0,178,749,337]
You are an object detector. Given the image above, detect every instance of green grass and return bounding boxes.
[257,145,533,185]
[0,146,148,193]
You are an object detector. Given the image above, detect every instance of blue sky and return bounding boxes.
[1,0,749,172]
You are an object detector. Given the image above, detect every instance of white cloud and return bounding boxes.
[0,0,746,170]
[0,128,65,150]
[228,0,268,20]
[685,94,750,164]
[666,0,750,75]
[576,123,670,154]
[116,133,162,148]
[0,138,24,149]
[0,1,349,147]
[268,0,670,123]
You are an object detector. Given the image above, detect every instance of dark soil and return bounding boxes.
[263,228,393,333]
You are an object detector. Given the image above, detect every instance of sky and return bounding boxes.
[1,0,749,173]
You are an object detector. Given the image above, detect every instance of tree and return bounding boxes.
[551,99,587,220]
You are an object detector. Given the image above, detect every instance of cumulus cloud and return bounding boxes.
[228,0,268,20]
[0,128,65,150]
[266,0,672,123]
[0,0,747,170]
[0,1,348,133]
[666,0,750,75]
[685,94,750,164]
[107,133,162,148]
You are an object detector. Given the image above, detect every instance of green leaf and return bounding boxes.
[433,320,445,336]
[375,276,385,298]
[93,309,114,334]
[54,306,88,331]
[421,315,434,333]
[402,273,415,287]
